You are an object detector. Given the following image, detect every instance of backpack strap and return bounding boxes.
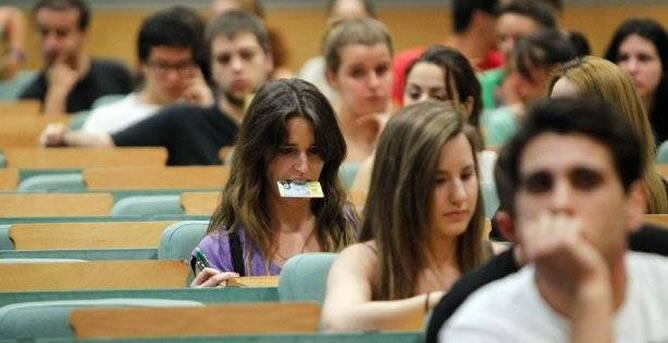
[228,231,246,276]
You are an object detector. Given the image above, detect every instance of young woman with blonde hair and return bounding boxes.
[322,101,488,331]
[549,56,668,214]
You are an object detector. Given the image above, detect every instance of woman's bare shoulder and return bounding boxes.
[336,241,378,268]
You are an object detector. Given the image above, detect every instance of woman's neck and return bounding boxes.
[336,104,386,162]
[417,234,461,293]
[266,195,320,265]
[425,231,459,270]
[266,194,314,233]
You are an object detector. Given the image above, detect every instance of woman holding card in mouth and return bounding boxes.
[190,79,359,287]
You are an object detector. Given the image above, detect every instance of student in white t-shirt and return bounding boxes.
[441,98,668,343]
[82,6,213,134]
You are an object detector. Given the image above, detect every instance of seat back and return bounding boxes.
[339,162,360,191]
[0,72,37,101]
[0,298,203,339]
[111,195,182,216]
[278,253,338,304]
[658,141,668,163]
[17,173,84,192]
[481,181,499,219]
[158,220,209,260]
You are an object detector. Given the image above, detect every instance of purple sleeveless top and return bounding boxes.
[195,226,282,276]
[192,209,359,276]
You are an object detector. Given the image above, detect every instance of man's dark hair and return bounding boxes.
[513,29,576,82]
[495,0,557,29]
[452,0,498,33]
[206,10,270,53]
[499,98,643,214]
[32,0,91,31]
[538,0,564,13]
[566,30,591,57]
[137,6,205,64]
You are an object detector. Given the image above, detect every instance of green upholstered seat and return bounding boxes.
[278,252,338,305]
[0,298,203,339]
[158,220,209,261]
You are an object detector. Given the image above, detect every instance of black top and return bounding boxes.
[424,224,668,343]
[112,103,239,166]
[650,81,668,145]
[20,58,133,114]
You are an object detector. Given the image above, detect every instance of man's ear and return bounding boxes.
[326,69,339,90]
[463,96,475,118]
[495,210,517,243]
[264,50,274,77]
[626,180,648,233]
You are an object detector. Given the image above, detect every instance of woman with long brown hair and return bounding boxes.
[191,79,358,286]
[322,101,488,330]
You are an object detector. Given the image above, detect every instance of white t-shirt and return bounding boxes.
[82,93,161,134]
[440,252,668,343]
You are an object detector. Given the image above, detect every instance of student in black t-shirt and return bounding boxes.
[20,0,133,114]
[40,10,273,166]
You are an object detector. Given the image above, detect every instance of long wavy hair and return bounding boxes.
[548,56,668,214]
[359,101,487,300]
[208,79,358,273]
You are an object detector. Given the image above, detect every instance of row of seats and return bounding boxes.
[0,192,218,217]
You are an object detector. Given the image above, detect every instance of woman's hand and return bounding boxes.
[190,267,239,288]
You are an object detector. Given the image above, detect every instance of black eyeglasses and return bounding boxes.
[146,60,195,75]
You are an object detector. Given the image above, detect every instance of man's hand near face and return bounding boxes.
[520,213,614,343]
[181,68,214,107]
[44,51,88,116]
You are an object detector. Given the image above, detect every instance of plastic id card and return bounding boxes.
[277,180,324,198]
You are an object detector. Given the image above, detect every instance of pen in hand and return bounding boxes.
[194,247,211,275]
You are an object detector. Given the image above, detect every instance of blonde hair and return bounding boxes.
[548,56,668,213]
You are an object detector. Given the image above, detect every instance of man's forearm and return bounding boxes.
[64,131,114,147]
[570,281,613,343]
[43,87,69,116]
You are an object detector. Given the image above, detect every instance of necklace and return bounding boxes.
[423,252,459,290]
[274,227,316,263]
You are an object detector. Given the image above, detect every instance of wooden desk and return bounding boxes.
[70,302,319,339]
[83,166,229,190]
[3,147,168,168]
